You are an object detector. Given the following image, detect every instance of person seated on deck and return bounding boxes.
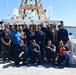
[14,39,27,65]
[57,40,70,67]
[29,39,41,65]
[44,40,56,65]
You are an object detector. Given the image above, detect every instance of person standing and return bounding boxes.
[27,28,35,47]
[57,22,69,44]
[19,26,27,44]
[0,25,3,54]
[12,26,22,59]
[1,28,11,63]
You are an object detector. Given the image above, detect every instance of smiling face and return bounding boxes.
[50,25,54,30]
[32,39,36,46]
[38,27,41,32]
[16,26,20,32]
[19,26,23,32]
[11,25,14,31]
[20,39,24,46]
[59,41,64,47]
[4,28,9,34]
[47,40,52,46]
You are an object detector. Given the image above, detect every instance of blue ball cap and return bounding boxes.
[69,32,72,35]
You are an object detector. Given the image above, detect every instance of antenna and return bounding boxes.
[47,5,52,19]
[7,0,9,17]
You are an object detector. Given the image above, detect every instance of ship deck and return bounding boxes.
[0,56,76,75]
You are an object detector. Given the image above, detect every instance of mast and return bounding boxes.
[19,0,48,20]
[7,0,9,17]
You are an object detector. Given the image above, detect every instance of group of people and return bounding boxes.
[0,22,70,67]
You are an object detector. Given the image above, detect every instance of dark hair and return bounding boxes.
[4,28,8,31]
[32,39,36,43]
[60,21,64,24]
[47,40,52,43]
[20,39,24,43]
[58,25,61,28]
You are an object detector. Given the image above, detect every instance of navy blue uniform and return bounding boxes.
[8,30,16,59]
[57,28,69,44]
[41,27,47,33]
[0,30,3,54]
[15,44,27,65]
[27,31,35,46]
[29,44,41,63]
[34,31,45,43]
[45,29,54,45]
[34,31,45,57]
[44,45,56,64]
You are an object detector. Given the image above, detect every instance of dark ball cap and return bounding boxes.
[60,21,64,24]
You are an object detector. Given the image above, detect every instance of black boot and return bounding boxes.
[37,61,41,65]
[66,60,69,67]
[52,59,55,65]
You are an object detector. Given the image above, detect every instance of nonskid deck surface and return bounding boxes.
[0,56,76,75]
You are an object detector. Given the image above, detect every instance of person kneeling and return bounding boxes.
[44,40,56,65]
[29,39,41,65]
[57,41,70,67]
[15,39,27,65]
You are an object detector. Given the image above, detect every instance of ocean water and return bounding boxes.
[66,28,76,38]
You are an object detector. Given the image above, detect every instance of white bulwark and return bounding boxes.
[2,19,61,25]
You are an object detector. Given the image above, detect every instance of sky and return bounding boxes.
[0,0,76,26]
